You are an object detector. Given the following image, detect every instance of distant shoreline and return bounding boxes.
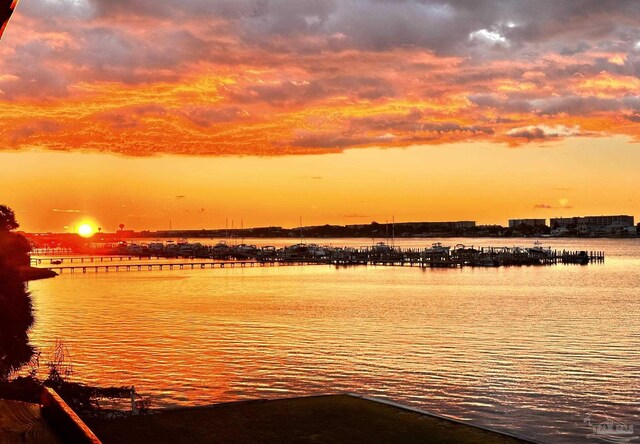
[25,233,640,240]
[125,234,639,239]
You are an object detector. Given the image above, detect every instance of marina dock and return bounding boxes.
[33,242,605,274]
[328,245,605,267]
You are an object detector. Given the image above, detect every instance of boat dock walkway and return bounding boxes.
[31,255,173,266]
[41,260,324,274]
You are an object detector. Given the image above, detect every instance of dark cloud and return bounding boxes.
[12,1,640,76]
[7,1,640,99]
[0,40,71,99]
[534,96,622,116]
[346,111,494,138]
[65,0,640,56]
[469,94,533,114]
[624,112,640,123]
[470,94,640,116]
[284,113,495,150]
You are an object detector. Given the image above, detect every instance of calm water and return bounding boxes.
[29,238,640,443]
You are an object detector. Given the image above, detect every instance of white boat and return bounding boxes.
[371,242,392,253]
[307,244,328,258]
[424,242,450,255]
[528,241,552,257]
[235,244,257,254]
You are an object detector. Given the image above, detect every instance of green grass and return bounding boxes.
[86,394,534,444]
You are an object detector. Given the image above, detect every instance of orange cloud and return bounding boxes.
[2,2,640,156]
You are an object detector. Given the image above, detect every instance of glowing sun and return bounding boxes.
[77,223,95,238]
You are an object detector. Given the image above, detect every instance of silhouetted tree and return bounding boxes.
[0,205,19,232]
[0,205,34,381]
[0,261,34,380]
[0,230,30,268]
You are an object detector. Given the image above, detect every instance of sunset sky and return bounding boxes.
[1,0,639,232]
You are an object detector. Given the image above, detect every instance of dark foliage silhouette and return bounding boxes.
[0,204,34,380]
[0,204,19,232]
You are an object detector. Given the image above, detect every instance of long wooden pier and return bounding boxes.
[32,255,178,266]
[43,260,324,274]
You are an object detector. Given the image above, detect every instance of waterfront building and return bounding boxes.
[550,215,635,235]
[405,221,476,230]
[450,221,477,229]
[508,219,547,228]
[550,215,634,229]
[345,221,476,230]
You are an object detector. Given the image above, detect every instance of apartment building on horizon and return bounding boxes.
[509,219,548,228]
